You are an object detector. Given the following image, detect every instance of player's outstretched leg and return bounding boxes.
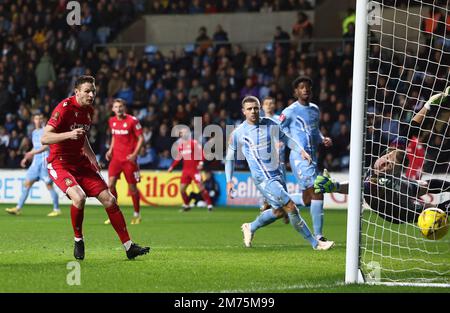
[67,186,87,260]
[5,180,34,215]
[47,184,62,217]
[98,190,150,259]
[241,209,284,247]
[197,182,213,212]
[129,185,141,225]
[180,183,192,212]
[283,201,334,250]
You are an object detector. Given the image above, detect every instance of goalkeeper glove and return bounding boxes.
[423,86,449,111]
[314,169,339,194]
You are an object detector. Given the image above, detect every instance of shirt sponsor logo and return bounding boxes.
[112,129,129,135]
[70,124,90,131]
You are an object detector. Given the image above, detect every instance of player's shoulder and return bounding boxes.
[54,96,74,111]
[127,114,139,121]
[309,102,320,111]
[260,116,280,126]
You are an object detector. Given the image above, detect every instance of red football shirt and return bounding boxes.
[109,114,143,161]
[47,95,93,163]
[171,139,204,173]
[406,136,425,180]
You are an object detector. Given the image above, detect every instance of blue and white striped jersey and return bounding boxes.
[279,101,323,157]
[31,128,48,165]
[226,117,301,185]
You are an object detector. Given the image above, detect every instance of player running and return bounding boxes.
[225,95,334,250]
[279,76,333,242]
[168,127,214,212]
[41,75,150,260]
[104,98,144,225]
[5,112,61,217]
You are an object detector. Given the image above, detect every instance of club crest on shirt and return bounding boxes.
[65,178,73,186]
[75,112,78,118]
[123,122,127,128]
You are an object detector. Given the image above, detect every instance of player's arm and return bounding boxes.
[168,144,181,172]
[278,126,312,164]
[225,132,238,198]
[409,86,449,136]
[24,144,49,160]
[127,134,144,163]
[314,170,348,194]
[196,142,205,170]
[83,135,100,171]
[41,125,85,145]
[106,136,115,161]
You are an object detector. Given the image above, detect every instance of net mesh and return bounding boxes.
[361,0,450,285]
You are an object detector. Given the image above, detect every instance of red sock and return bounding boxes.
[201,189,212,205]
[105,203,130,244]
[110,186,118,199]
[181,191,189,205]
[70,204,84,239]
[130,190,140,214]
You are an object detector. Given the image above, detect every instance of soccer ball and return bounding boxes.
[417,208,449,240]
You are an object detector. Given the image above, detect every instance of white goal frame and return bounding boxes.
[345,0,450,288]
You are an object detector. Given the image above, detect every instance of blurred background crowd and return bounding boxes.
[0,0,448,173]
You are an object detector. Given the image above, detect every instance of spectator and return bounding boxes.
[342,8,356,36]
[35,51,56,99]
[188,170,220,206]
[137,144,157,169]
[273,26,291,56]
[157,149,173,169]
[196,26,212,53]
[292,11,313,52]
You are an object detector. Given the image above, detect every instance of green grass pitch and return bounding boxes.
[0,204,448,293]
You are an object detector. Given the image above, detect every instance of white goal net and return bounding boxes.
[358,0,450,286]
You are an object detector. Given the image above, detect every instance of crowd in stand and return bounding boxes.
[0,0,355,173]
[147,0,315,14]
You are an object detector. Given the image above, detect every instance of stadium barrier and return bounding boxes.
[0,170,446,208]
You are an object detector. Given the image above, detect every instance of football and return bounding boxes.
[417,208,449,240]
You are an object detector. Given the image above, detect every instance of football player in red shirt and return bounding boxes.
[168,128,213,212]
[41,75,150,260]
[105,98,144,225]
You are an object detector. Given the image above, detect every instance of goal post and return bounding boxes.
[345,0,368,284]
[346,0,450,286]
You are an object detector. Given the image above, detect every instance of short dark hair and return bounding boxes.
[241,95,260,108]
[292,76,313,89]
[74,75,95,89]
[262,96,275,104]
[113,98,127,106]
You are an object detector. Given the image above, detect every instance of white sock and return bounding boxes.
[54,208,61,212]
[74,237,83,242]
[133,212,140,218]
[315,234,324,241]
[123,240,133,251]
